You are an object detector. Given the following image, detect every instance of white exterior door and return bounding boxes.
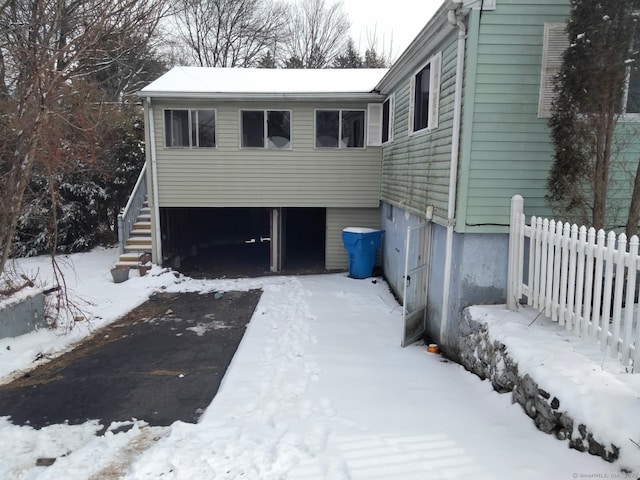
[401,222,431,347]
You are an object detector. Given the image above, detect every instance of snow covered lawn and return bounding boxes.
[0,248,632,479]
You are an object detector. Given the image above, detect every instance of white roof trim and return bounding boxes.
[140,92,384,101]
[376,0,496,92]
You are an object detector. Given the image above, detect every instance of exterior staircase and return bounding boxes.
[116,197,152,268]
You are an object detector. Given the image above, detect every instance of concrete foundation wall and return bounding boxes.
[381,202,509,355]
[0,290,46,339]
[380,203,426,299]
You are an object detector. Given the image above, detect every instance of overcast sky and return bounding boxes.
[341,0,444,60]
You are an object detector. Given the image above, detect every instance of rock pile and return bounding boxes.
[458,309,619,463]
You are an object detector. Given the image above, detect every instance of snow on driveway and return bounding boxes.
[0,249,625,478]
[124,275,618,479]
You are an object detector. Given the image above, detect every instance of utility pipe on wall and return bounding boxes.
[147,98,163,264]
[440,7,467,348]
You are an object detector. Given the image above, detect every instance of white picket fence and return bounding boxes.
[507,195,640,372]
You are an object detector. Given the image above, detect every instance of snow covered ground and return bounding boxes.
[0,248,635,479]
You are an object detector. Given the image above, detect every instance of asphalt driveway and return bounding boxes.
[0,290,261,432]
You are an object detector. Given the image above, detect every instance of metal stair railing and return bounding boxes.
[117,164,148,254]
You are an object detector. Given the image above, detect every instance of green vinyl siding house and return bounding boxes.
[377,0,577,353]
[133,0,639,356]
[378,0,637,354]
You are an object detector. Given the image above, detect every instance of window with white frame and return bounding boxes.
[241,110,291,149]
[382,94,394,144]
[315,109,365,148]
[164,109,216,148]
[409,52,442,134]
[539,23,640,117]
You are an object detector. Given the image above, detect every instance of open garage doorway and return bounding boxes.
[281,208,326,272]
[160,207,271,278]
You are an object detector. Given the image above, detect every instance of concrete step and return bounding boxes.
[127,236,152,245]
[116,253,143,268]
[124,244,152,252]
[115,260,140,269]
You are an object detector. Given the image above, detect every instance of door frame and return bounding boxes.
[401,222,432,347]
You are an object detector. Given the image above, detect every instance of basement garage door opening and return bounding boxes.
[281,208,326,272]
[160,207,271,278]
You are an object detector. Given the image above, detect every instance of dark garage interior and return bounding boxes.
[159,207,326,278]
[282,207,326,272]
[160,207,271,278]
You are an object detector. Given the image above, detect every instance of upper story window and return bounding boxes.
[382,94,395,144]
[164,109,216,148]
[409,52,442,134]
[539,23,640,118]
[241,110,291,149]
[315,109,365,148]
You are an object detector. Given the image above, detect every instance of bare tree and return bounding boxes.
[172,0,288,67]
[0,0,168,277]
[362,27,391,68]
[284,0,350,68]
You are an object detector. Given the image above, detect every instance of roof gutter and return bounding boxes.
[377,0,462,92]
[137,91,385,102]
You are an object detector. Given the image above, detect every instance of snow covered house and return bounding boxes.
[125,68,387,274]
[128,0,639,356]
[376,0,577,350]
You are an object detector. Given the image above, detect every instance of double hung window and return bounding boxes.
[539,23,640,117]
[409,52,442,134]
[241,110,291,149]
[315,109,365,148]
[382,95,394,144]
[164,109,216,148]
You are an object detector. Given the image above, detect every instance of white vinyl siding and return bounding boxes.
[325,207,381,269]
[152,100,382,208]
[408,51,442,135]
[538,23,568,118]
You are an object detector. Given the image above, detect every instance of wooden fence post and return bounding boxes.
[507,195,524,310]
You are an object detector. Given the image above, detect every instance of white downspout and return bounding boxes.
[147,97,163,264]
[440,9,467,348]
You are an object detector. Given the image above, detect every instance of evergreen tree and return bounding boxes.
[363,47,387,68]
[333,39,362,68]
[258,51,277,68]
[547,0,640,231]
[285,55,304,68]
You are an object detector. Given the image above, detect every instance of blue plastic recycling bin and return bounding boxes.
[342,227,384,279]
